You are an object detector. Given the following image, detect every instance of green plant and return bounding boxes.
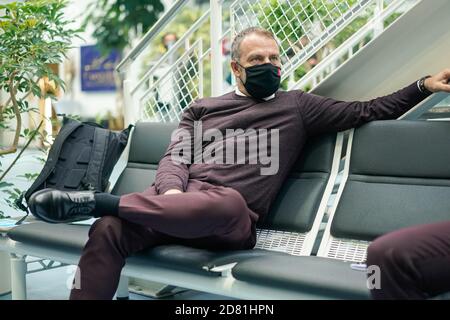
[82,0,165,54]
[0,0,81,218]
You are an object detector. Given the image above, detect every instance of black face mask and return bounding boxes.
[237,62,281,100]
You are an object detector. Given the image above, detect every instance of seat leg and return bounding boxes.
[116,275,129,300]
[10,254,27,300]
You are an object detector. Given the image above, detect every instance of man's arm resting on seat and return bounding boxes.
[297,68,450,136]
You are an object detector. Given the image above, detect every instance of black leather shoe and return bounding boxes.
[28,188,96,223]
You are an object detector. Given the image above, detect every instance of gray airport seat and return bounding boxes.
[231,120,450,299]
[8,120,341,277]
[330,120,450,242]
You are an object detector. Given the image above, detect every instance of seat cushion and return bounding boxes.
[232,255,371,299]
[7,222,89,253]
[7,222,278,276]
[204,248,289,270]
[7,223,220,275]
[136,245,223,275]
[144,245,286,271]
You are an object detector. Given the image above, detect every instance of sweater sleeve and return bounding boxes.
[154,104,199,195]
[297,81,432,136]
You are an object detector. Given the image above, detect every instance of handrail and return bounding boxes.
[399,92,450,120]
[290,0,410,91]
[116,0,190,73]
[130,9,210,95]
[138,39,203,104]
[279,0,373,79]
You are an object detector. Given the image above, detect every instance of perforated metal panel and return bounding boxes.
[326,238,370,262]
[255,228,307,256]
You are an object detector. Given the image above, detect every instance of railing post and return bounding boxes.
[374,0,384,37]
[10,254,27,300]
[210,0,223,97]
[0,251,11,296]
[116,275,129,300]
[123,79,139,126]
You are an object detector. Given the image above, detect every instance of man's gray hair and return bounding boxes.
[231,27,277,63]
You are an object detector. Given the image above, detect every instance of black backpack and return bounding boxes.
[15,115,134,221]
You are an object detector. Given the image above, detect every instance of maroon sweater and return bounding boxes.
[154,82,431,219]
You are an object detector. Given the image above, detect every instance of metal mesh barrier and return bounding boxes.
[140,40,203,122]
[231,0,370,78]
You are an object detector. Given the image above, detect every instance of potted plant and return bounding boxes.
[0,0,80,295]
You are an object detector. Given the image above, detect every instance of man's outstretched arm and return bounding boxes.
[154,104,200,195]
[298,69,450,136]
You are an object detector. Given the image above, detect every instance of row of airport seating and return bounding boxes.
[1,119,450,299]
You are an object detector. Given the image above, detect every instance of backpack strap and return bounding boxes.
[82,127,110,191]
[23,118,83,202]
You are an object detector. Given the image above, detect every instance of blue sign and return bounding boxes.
[80,45,121,92]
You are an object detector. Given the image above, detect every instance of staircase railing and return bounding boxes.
[138,39,204,122]
[290,0,419,91]
[116,0,191,73]
[231,0,373,81]
[118,0,421,124]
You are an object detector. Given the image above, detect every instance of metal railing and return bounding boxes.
[139,40,204,122]
[123,0,233,123]
[120,0,420,124]
[116,0,190,73]
[130,10,211,98]
[231,0,373,81]
[290,0,419,91]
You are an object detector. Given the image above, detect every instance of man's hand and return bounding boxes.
[425,69,450,93]
[163,189,183,195]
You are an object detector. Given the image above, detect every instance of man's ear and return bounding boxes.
[231,61,241,77]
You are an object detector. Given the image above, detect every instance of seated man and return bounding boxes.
[29,27,450,299]
[367,221,450,300]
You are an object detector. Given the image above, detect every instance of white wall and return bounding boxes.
[58,0,175,120]
[56,0,118,120]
